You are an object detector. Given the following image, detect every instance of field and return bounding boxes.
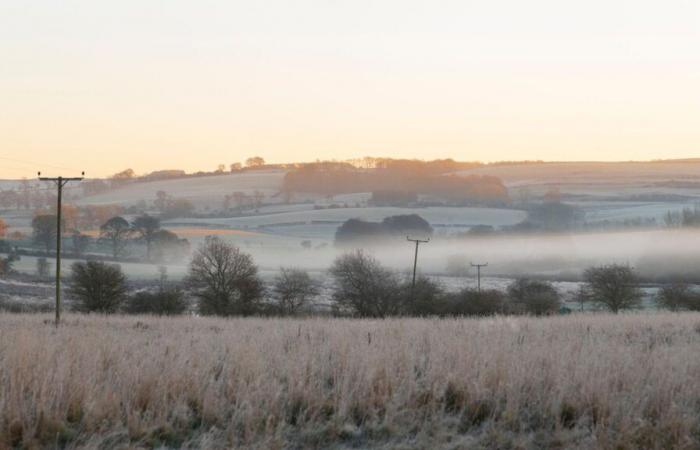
[75,170,288,209]
[2,313,700,449]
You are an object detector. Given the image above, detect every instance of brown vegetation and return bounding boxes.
[1,313,699,449]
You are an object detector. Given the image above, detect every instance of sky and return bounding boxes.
[1,0,698,178]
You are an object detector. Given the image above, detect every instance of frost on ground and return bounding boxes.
[2,313,700,449]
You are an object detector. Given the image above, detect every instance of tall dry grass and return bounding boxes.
[1,313,700,449]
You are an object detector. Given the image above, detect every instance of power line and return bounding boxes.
[0,155,80,172]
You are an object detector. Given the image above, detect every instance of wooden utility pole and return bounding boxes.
[407,236,430,288]
[471,262,488,293]
[38,172,84,326]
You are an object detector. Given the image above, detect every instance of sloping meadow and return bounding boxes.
[1,313,700,449]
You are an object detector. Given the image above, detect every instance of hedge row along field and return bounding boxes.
[2,313,700,449]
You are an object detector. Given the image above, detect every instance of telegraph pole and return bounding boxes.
[38,172,84,326]
[471,262,488,293]
[407,236,430,288]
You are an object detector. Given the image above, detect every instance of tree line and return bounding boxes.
[62,235,688,318]
[30,213,189,262]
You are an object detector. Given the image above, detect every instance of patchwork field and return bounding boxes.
[2,313,700,449]
[76,170,288,208]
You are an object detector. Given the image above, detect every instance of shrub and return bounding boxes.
[507,279,560,315]
[69,261,128,313]
[446,288,506,316]
[401,276,447,316]
[125,289,187,315]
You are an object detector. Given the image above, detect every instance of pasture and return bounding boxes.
[1,313,700,449]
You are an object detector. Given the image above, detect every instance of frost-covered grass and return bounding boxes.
[2,313,700,449]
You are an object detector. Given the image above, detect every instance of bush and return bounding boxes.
[507,279,560,315]
[329,250,402,317]
[446,288,506,316]
[401,276,447,316]
[125,289,187,315]
[69,261,128,313]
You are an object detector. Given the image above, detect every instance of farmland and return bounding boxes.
[2,313,700,449]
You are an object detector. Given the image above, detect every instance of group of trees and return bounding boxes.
[29,212,189,262]
[664,204,700,228]
[334,214,433,246]
[222,190,266,212]
[282,163,509,204]
[100,214,189,261]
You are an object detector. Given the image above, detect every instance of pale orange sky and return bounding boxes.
[1,0,698,178]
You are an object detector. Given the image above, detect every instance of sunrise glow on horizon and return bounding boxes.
[1,0,698,178]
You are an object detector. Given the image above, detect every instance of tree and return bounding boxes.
[507,279,561,315]
[36,257,50,278]
[69,261,128,313]
[162,198,194,219]
[272,268,320,315]
[131,215,161,260]
[151,230,190,262]
[154,190,170,212]
[71,231,91,256]
[230,162,242,172]
[582,264,643,313]
[252,190,265,209]
[188,236,264,316]
[329,250,402,317]
[245,156,265,168]
[656,283,700,311]
[0,252,18,277]
[100,216,133,258]
[32,215,58,254]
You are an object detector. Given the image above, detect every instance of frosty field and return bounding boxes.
[2,313,700,449]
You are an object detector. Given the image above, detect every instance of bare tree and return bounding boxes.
[329,250,401,317]
[583,264,643,313]
[188,236,264,316]
[100,216,133,258]
[272,268,319,315]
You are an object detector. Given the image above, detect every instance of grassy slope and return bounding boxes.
[2,313,700,449]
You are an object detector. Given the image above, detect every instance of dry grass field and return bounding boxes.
[2,313,700,449]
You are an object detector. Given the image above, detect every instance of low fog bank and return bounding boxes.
[244,229,700,283]
[11,229,700,284]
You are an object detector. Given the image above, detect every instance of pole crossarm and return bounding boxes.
[38,172,85,326]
